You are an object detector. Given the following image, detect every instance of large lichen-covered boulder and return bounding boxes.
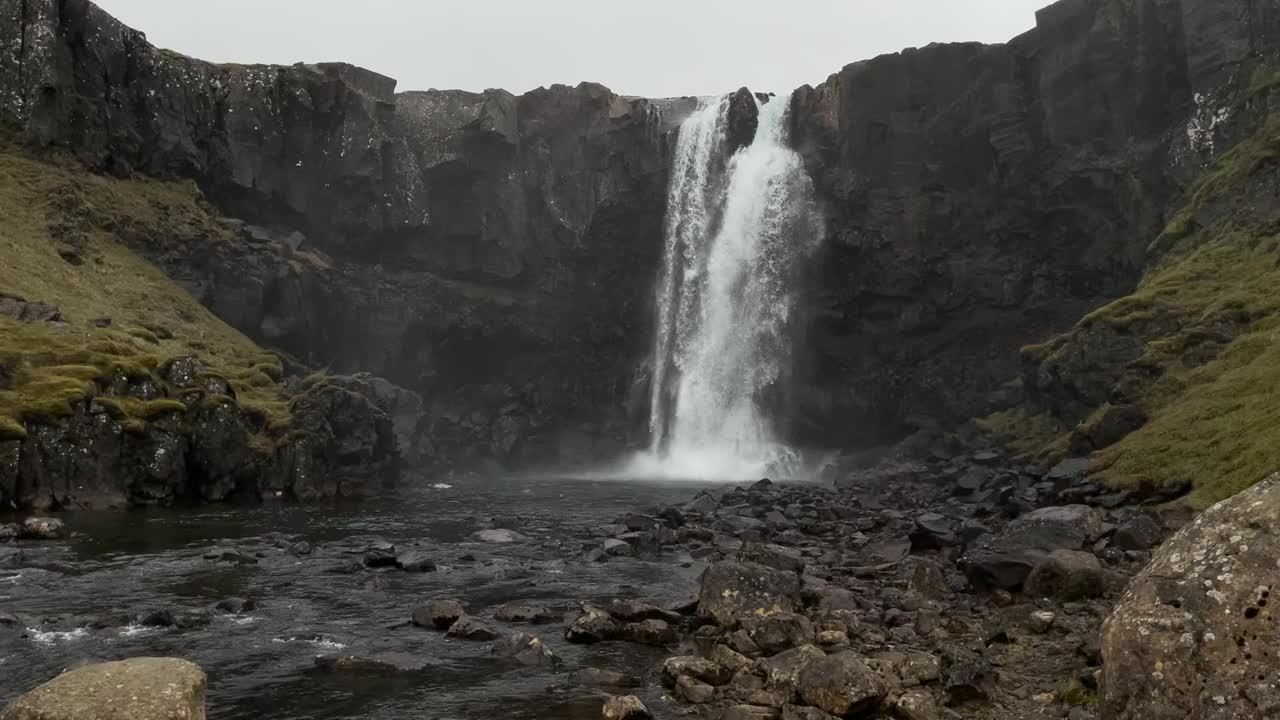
[1,657,206,720]
[1101,474,1280,720]
[698,561,803,626]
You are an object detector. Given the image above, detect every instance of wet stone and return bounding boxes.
[662,656,732,687]
[602,695,651,720]
[492,632,560,667]
[394,550,436,572]
[412,599,465,630]
[494,605,562,624]
[566,606,620,643]
[215,597,257,615]
[18,517,66,540]
[722,705,782,720]
[608,599,681,624]
[445,615,499,641]
[619,618,676,646]
[571,667,644,688]
[676,674,716,704]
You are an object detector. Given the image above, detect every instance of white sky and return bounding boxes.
[95,0,1050,98]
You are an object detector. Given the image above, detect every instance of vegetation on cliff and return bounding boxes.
[0,133,397,508]
[0,134,296,439]
[1003,111,1280,508]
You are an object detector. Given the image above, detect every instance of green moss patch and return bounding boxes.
[0,136,298,443]
[1009,113,1280,507]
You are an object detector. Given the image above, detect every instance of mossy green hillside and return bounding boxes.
[1007,112,1280,508]
[0,136,293,439]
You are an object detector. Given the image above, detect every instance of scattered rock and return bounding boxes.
[749,613,815,655]
[394,550,436,572]
[494,605,561,624]
[445,615,499,641]
[602,695,651,720]
[739,543,806,574]
[18,517,66,541]
[1110,513,1163,550]
[722,705,782,720]
[662,656,732,687]
[492,632,560,667]
[0,657,205,720]
[1027,610,1056,634]
[214,598,257,615]
[602,538,634,556]
[1024,549,1113,601]
[676,674,716,704]
[411,599,465,630]
[473,529,528,544]
[362,541,397,568]
[960,505,1101,590]
[796,651,888,716]
[566,606,620,644]
[571,667,643,688]
[314,653,429,673]
[698,561,802,625]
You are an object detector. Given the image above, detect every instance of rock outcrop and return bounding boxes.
[4,0,1279,467]
[0,657,207,720]
[1101,473,1280,720]
[788,0,1280,447]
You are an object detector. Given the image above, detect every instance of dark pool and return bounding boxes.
[0,475,721,719]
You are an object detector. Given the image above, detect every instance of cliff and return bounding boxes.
[789,0,1280,447]
[3,0,1278,476]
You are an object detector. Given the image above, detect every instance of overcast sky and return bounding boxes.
[96,1,1050,98]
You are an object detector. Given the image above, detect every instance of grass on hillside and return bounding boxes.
[1008,112,1280,508]
[0,134,292,441]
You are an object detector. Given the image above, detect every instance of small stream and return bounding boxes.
[0,476,719,719]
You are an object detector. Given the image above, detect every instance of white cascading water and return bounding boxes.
[633,91,823,481]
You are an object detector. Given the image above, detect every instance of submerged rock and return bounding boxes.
[18,517,66,540]
[493,605,561,624]
[602,695,651,720]
[493,632,561,667]
[445,615,500,641]
[0,657,206,720]
[412,599,465,630]
[472,529,528,544]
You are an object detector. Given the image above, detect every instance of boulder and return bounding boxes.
[0,657,205,720]
[939,647,992,703]
[662,656,732,687]
[445,615,499,641]
[675,674,716,704]
[1110,513,1163,550]
[18,517,66,540]
[570,667,643,688]
[493,605,561,624]
[1102,474,1280,720]
[723,706,781,720]
[618,619,677,646]
[411,599,465,630]
[608,600,681,624]
[362,540,397,568]
[725,87,761,152]
[566,606,620,644]
[492,632,560,667]
[698,561,802,625]
[1024,549,1114,601]
[602,695,651,720]
[796,652,888,717]
[602,538,634,556]
[759,645,826,698]
[891,689,941,720]
[472,529,528,544]
[394,550,436,572]
[748,613,815,655]
[960,505,1102,590]
[909,513,956,550]
[739,543,806,574]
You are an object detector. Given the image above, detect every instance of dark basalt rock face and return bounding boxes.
[3,0,1278,466]
[0,0,696,470]
[787,0,1280,447]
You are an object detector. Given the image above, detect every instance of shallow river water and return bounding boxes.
[0,476,719,719]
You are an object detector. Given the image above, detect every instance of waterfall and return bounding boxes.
[635,91,823,481]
